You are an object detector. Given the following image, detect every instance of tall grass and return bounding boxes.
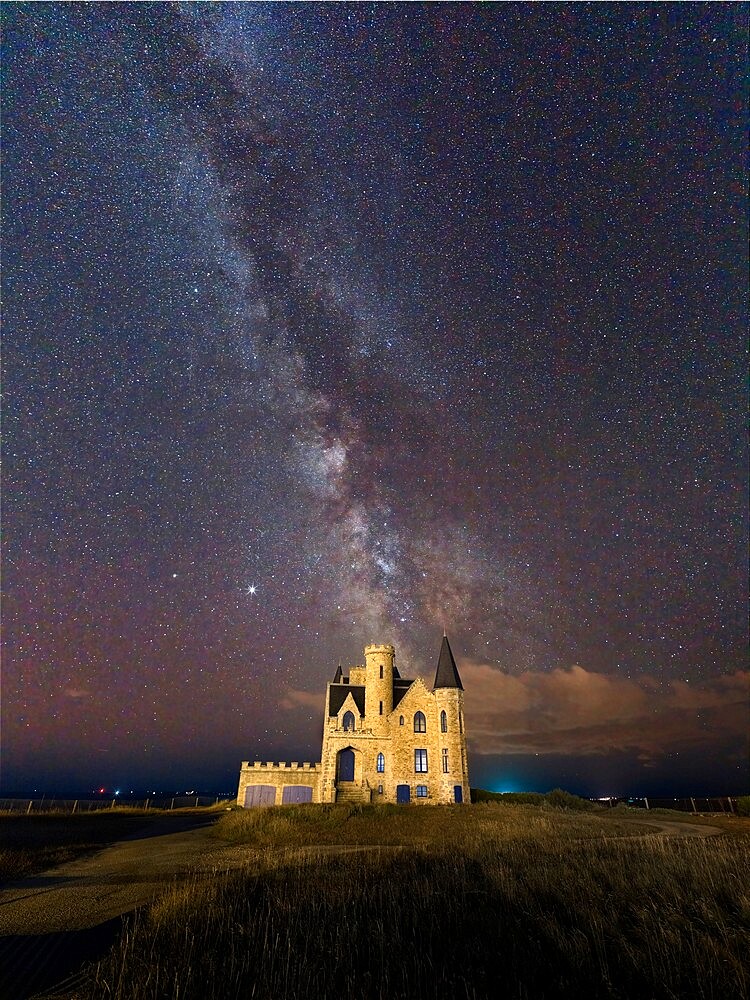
[88,804,750,999]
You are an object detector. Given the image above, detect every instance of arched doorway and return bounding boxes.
[337,748,355,782]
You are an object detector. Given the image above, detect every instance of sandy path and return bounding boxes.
[0,815,254,1000]
[0,815,249,936]
[604,816,724,838]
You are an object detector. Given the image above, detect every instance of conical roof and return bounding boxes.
[433,635,463,690]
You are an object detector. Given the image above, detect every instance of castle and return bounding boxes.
[237,636,470,806]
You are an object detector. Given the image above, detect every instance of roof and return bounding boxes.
[332,665,343,683]
[433,635,464,690]
[328,684,365,717]
[392,678,414,709]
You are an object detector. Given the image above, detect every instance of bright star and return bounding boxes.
[246,584,258,596]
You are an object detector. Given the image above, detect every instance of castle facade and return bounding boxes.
[237,636,469,806]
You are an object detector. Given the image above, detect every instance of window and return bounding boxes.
[399,715,404,726]
[440,710,447,733]
[415,749,428,773]
[377,752,385,773]
[416,785,428,797]
[379,664,383,679]
[442,749,449,773]
[379,701,383,715]
[342,711,355,731]
[414,711,426,733]
[459,711,463,734]
[378,784,383,794]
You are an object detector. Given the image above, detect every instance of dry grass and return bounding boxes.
[87,803,750,999]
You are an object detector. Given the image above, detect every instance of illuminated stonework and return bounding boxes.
[237,637,470,806]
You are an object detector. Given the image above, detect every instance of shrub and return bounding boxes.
[736,796,750,817]
[544,788,596,811]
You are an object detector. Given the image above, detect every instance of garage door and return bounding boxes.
[282,786,313,804]
[244,785,277,807]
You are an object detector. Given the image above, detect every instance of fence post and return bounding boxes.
[728,797,735,814]
[644,797,649,810]
[195,795,199,808]
[73,800,78,813]
[27,800,33,814]
[690,797,696,813]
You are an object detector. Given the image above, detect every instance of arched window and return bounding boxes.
[440,710,447,733]
[376,752,385,773]
[343,711,355,731]
[414,711,426,733]
[399,715,404,726]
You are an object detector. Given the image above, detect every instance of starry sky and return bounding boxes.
[3,4,747,797]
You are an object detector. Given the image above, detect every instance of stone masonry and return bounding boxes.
[237,636,469,806]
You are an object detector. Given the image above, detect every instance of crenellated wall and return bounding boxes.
[237,761,322,806]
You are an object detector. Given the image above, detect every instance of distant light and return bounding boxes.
[115,789,120,796]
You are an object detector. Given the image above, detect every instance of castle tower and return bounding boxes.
[364,642,395,734]
[432,635,470,804]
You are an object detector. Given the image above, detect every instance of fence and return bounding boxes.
[0,796,233,814]
[606,796,741,813]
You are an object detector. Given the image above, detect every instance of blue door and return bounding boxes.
[282,786,313,804]
[244,785,277,807]
[396,784,411,804]
[454,785,463,804]
[338,748,355,782]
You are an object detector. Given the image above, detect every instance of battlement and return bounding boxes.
[241,761,319,770]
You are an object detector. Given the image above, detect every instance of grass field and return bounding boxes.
[85,801,750,1000]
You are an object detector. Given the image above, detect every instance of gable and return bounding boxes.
[328,684,365,717]
[391,676,432,713]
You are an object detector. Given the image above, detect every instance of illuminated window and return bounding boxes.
[440,710,447,733]
[377,752,385,773]
[414,711,426,733]
[442,749,449,773]
[415,749,428,773]
[416,785,428,797]
[342,711,355,731]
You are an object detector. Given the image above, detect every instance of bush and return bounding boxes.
[544,788,596,811]
[472,788,594,810]
[736,796,750,817]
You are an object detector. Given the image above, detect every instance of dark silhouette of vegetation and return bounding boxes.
[471,787,595,810]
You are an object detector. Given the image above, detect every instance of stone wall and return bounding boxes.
[237,761,322,806]
[321,672,469,805]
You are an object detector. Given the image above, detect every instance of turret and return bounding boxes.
[432,635,469,803]
[364,642,395,732]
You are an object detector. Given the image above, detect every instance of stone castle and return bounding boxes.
[237,636,470,806]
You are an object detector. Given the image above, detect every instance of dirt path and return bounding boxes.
[604,816,724,838]
[0,815,255,1000]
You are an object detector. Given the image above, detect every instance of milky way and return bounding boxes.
[3,5,747,796]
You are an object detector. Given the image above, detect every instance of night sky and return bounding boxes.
[3,4,747,798]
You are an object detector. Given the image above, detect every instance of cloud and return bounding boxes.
[461,662,749,759]
[63,687,92,700]
[280,688,321,712]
